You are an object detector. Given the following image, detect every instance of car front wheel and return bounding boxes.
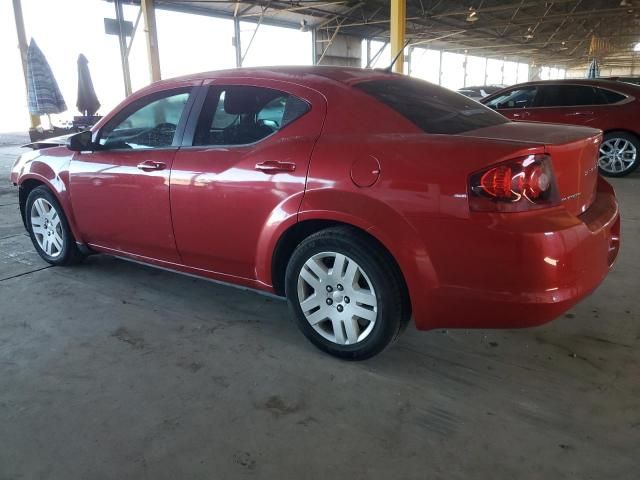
[285,227,410,360]
[25,186,84,266]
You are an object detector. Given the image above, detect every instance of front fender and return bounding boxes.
[15,147,82,243]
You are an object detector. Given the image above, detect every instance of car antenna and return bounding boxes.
[383,39,411,73]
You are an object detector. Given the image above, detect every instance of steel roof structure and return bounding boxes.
[133,0,640,67]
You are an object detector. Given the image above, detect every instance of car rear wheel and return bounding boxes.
[26,186,84,266]
[285,227,409,360]
[598,131,640,177]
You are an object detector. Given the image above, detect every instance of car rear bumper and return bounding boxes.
[413,176,620,330]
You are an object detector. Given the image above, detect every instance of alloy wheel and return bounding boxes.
[599,137,637,174]
[297,251,378,346]
[30,198,64,258]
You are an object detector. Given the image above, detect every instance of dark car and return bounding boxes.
[457,85,505,101]
[482,79,640,177]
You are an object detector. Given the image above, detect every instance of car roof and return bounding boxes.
[504,78,640,92]
[157,66,398,88]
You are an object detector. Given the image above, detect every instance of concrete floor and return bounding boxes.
[0,138,638,479]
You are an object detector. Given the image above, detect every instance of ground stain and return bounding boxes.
[111,327,145,349]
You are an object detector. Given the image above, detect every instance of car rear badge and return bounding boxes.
[561,192,582,202]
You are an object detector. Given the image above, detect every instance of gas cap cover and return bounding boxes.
[350,155,381,188]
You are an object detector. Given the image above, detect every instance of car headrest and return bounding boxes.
[224,87,264,115]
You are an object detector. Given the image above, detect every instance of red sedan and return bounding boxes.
[10,67,620,359]
[481,79,640,177]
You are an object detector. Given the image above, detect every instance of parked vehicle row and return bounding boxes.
[481,79,640,177]
[11,67,620,359]
[456,85,505,101]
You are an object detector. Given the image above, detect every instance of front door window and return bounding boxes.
[99,90,191,149]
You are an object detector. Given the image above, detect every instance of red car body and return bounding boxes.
[11,67,620,332]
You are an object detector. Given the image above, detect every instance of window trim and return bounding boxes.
[490,83,633,110]
[181,84,311,149]
[95,86,197,152]
[486,86,539,110]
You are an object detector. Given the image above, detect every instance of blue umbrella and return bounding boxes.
[586,58,600,79]
[27,39,67,117]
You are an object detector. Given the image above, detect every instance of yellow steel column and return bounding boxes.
[390,0,406,74]
[12,0,40,128]
[141,0,161,82]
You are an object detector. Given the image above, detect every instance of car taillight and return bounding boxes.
[469,154,559,212]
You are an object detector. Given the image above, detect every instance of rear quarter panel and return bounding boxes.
[301,132,545,328]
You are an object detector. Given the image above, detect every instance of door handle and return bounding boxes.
[565,111,594,117]
[255,161,296,173]
[512,111,530,119]
[137,160,166,172]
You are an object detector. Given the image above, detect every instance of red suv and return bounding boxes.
[11,67,620,359]
[482,79,640,177]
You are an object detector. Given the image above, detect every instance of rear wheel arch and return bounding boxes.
[602,128,640,139]
[271,220,410,312]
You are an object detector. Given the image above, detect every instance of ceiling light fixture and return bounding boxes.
[466,7,479,22]
[523,27,534,40]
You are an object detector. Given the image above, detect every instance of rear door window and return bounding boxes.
[193,86,309,146]
[536,85,599,107]
[596,88,626,104]
[354,77,508,135]
[484,87,538,109]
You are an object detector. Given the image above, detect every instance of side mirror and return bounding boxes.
[66,130,97,152]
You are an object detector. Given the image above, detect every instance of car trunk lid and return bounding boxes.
[458,121,601,215]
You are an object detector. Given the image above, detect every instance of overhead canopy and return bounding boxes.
[117,0,640,67]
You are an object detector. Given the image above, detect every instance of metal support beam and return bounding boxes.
[11,0,40,128]
[115,0,133,96]
[311,28,318,65]
[484,56,489,85]
[463,53,468,87]
[125,7,143,59]
[241,3,271,65]
[233,15,242,67]
[141,0,161,82]
[317,25,342,65]
[366,41,388,69]
[390,0,406,74]
[365,38,371,68]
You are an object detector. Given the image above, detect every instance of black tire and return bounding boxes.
[285,226,410,360]
[598,131,640,177]
[25,186,84,266]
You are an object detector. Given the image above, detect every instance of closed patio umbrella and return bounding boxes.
[26,39,67,122]
[76,54,100,116]
[586,58,600,79]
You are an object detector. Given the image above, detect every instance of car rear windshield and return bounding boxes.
[354,77,508,134]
